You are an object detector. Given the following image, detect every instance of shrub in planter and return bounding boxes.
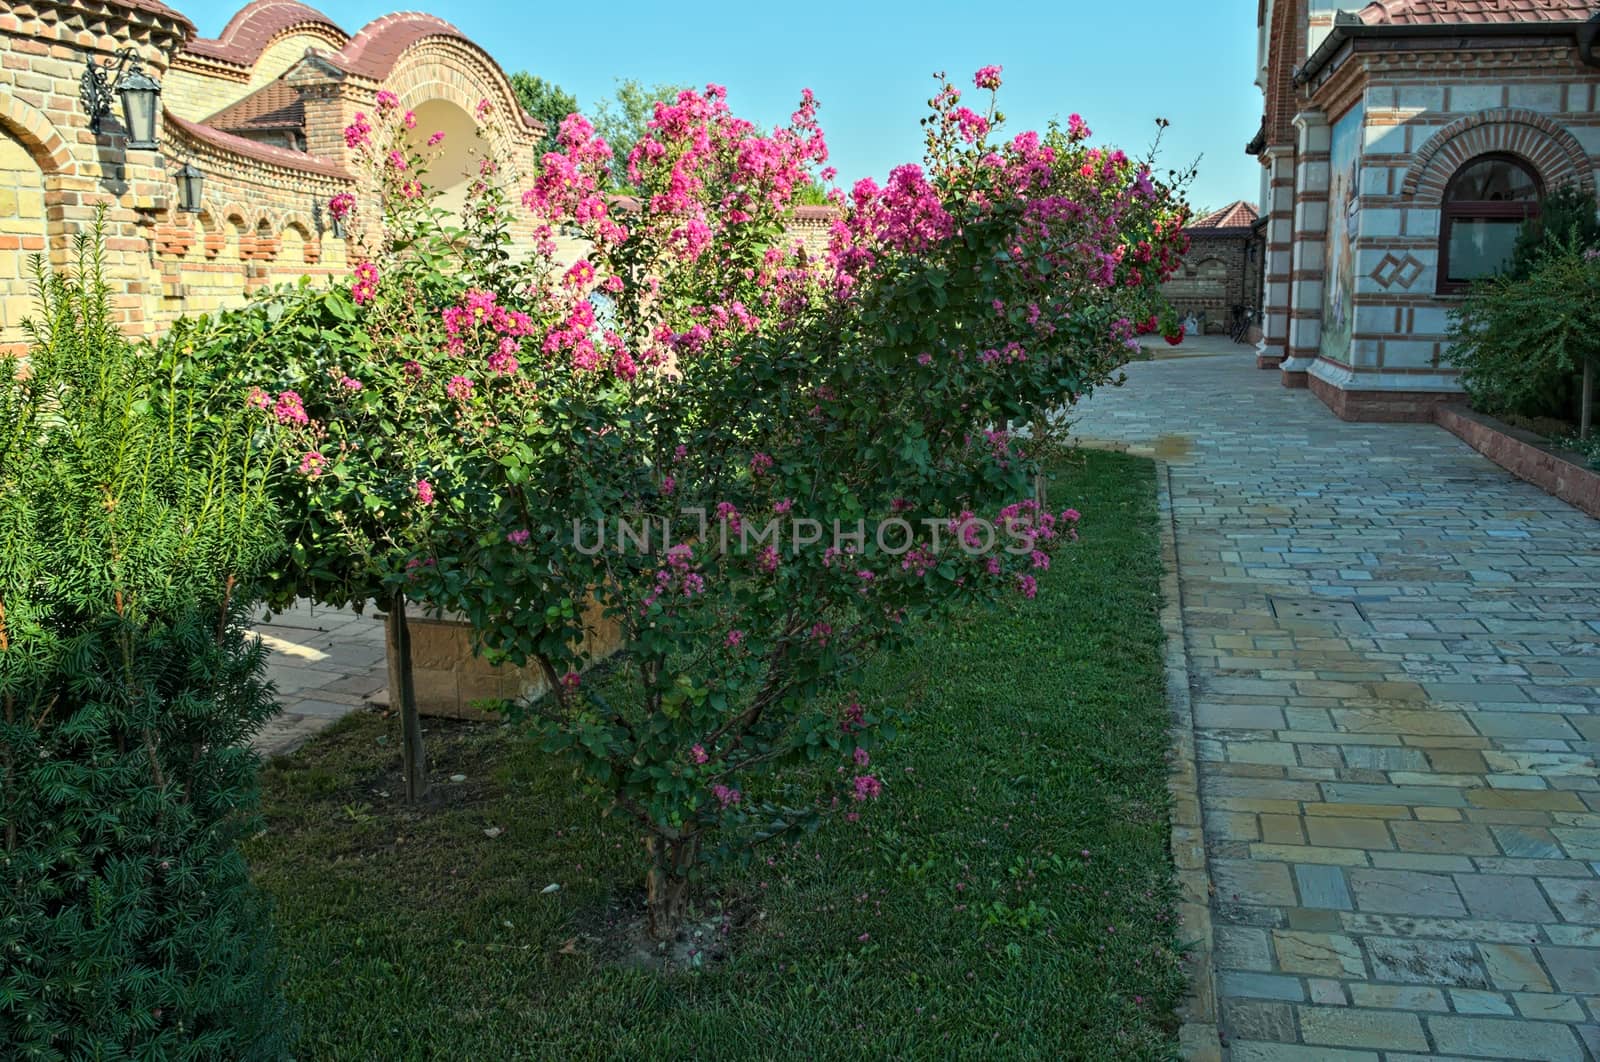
[1447,239,1599,434]
[237,71,1188,939]
[0,221,288,1057]
[162,93,545,802]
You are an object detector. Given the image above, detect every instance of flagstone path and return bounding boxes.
[1074,352,1600,1061]
[251,599,387,757]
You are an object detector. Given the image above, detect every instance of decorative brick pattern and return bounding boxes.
[1402,107,1596,203]
[1367,250,1425,289]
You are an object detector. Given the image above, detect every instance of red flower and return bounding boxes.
[1163,328,1184,346]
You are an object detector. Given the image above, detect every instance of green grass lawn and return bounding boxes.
[248,449,1185,1060]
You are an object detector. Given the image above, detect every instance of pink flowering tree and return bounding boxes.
[403,73,1187,936]
[175,91,540,801]
[201,71,1188,936]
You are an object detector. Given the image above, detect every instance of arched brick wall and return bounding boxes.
[383,39,542,162]
[1403,108,1596,204]
[0,96,72,176]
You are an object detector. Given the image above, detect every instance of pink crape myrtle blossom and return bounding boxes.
[252,70,1189,941]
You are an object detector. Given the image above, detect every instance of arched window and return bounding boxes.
[1439,154,1541,292]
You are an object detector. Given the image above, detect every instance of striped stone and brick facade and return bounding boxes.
[1251,0,1600,420]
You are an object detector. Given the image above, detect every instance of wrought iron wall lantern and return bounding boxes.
[80,48,161,150]
[174,161,204,213]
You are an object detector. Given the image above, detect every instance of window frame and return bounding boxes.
[1437,153,1542,295]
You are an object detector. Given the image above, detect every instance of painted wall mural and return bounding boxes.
[1319,102,1362,365]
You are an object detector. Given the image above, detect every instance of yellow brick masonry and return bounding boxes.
[0,0,839,355]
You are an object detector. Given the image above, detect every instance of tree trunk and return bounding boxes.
[644,834,699,941]
[1581,357,1594,441]
[384,590,428,803]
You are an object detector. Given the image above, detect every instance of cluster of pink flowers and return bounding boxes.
[522,113,618,239]
[328,192,355,221]
[350,260,379,305]
[710,783,742,808]
[852,775,882,801]
[344,113,372,150]
[641,544,705,611]
[441,288,536,379]
[270,390,307,426]
[298,450,326,478]
[973,65,1003,91]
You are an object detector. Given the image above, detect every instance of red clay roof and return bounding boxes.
[1188,200,1260,231]
[337,11,470,78]
[1357,0,1599,24]
[185,0,345,65]
[165,109,347,178]
[204,79,303,132]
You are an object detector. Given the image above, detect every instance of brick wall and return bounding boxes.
[1162,231,1255,332]
[0,125,48,354]
[1339,63,1599,387]
[0,0,844,355]
[0,0,190,341]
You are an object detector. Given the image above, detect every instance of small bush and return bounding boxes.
[1446,238,1599,422]
[0,219,289,1058]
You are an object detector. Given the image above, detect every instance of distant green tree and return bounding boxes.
[793,177,833,206]
[592,78,693,189]
[509,71,578,152]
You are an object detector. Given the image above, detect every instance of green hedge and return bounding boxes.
[0,219,290,1058]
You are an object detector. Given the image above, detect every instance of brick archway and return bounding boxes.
[0,98,69,354]
[1403,109,1595,205]
[0,96,72,176]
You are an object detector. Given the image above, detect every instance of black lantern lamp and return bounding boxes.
[174,162,204,213]
[81,48,161,150]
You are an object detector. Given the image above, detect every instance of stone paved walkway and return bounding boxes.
[1074,352,1600,1061]
[251,600,387,757]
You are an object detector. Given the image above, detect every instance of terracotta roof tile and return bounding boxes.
[1187,200,1260,231]
[1357,0,1598,25]
[203,79,303,133]
[336,13,544,133]
[336,11,469,78]
[165,110,346,178]
[185,0,345,65]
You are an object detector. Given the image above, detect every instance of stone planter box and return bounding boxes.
[377,600,626,721]
[1435,405,1600,519]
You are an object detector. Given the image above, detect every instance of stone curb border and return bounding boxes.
[1155,460,1221,1062]
[1434,405,1600,519]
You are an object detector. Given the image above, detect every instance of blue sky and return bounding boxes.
[182,0,1263,212]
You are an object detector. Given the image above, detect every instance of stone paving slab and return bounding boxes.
[250,600,387,757]
[1073,355,1600,1060]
